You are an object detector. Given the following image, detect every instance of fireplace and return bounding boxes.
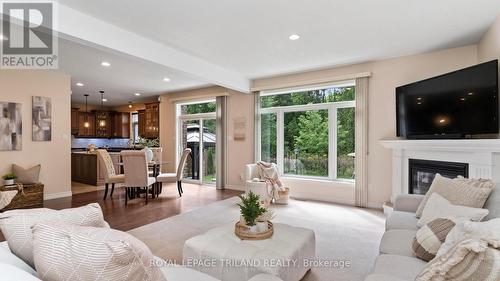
[408,159,469,195]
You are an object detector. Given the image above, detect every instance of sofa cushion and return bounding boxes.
[32,222,166,281]
[0,203,109,268]
[373,254,427,281]
[416,174,493,218]
[380,229,416,257]
[12,164,41,184]
[386,211,418,231]
[0,242,37,277]
[483,185,500,221]
[364,273,410,281]
[0,263,41,281]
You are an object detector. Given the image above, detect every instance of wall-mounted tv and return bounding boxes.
[396,60,499,139]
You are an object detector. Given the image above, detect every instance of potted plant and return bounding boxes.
[136,137,160,162]
[237,191,267,233]
[2,173,17,186]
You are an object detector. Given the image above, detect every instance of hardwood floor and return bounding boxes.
[0,183,242,241]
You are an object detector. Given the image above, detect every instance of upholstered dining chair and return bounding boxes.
[96,149,125,200]
[120,150,156,205]
[149,147,163,176]
[156,148,191,197]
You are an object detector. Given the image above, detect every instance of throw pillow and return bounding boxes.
[437,218,500,257]
[415,238,500,281]
[416,174,493,218]
[11,164,41,184]
[0,203,109,268]
[412,218,457,262]
[32,222,167,281]
[417,193,488,227]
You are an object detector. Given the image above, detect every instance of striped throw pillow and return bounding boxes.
[412,218,456,261]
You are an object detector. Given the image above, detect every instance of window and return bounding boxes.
[259,82,355,180]
[131,113,139,143]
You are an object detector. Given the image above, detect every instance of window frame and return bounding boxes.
[258,81,356,182]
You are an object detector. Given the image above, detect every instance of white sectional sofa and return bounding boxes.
[364,186,500,281]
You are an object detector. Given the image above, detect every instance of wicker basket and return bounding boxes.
[235,221,274,240]
[1,183,44,211]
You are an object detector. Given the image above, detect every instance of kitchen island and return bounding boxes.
[71,150,123,186]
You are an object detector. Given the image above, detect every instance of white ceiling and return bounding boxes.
[58,39,209,106]
[59,0,500,79]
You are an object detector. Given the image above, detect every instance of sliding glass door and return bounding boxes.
[177,101,217,185]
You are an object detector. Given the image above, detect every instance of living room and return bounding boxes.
[1,1,500,281]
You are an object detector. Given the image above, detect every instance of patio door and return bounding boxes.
[177,100,217,185]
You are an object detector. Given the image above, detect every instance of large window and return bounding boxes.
[259,82,355,180]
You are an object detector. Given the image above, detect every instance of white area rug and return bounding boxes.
[128,197,385,281]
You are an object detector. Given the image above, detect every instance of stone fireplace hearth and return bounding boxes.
[380,139,500,203]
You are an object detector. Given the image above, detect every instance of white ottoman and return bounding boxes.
[183,223,316,281]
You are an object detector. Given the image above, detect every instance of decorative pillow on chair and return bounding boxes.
[412,218,457,261]
[415,174,493,218]
[0,203,109,268]
[12,164,41,184]
[417,193,488,227]
[32,222,166,281]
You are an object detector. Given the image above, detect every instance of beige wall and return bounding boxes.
[0,70,72,199]
[253,45,479,207]
[478,15,500,79]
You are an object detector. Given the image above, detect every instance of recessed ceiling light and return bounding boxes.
[101,61,111,67]
[289,34,300,40]
[134,92,141,96]
[76,82,84,87]
[163,77,171,82]
[102,98,108,102]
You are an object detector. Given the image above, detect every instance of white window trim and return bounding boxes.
[258,83,356,182]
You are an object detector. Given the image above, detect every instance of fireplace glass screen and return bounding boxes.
[409,159,468,195]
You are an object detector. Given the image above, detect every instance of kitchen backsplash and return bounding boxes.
[72,137,130,148]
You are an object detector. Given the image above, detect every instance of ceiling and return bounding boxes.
[58,39,209,106]
[59,0,500,79]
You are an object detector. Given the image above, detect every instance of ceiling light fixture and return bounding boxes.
[128,101,133,108]
[99,91,106,127]
[76,82,84,87]
[163,77,170,82]
[84,94,90,128]
[102,98,108,102]
[101,61,111,67]
[289,34,300,40]
[134,92,141,96]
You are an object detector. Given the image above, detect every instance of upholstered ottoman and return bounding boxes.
[183,223,316,281]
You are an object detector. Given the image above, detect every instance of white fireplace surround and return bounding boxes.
[380,139,500,203]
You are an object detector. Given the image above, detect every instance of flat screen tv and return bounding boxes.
[396,60,499,139]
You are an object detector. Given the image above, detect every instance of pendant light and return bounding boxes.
[99,90,106,127]
[83,94,90,128]
[128,101,133,109]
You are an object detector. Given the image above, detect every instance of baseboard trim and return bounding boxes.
[225,185,246,191]
[44,191,73,200]
[367,201,383,209]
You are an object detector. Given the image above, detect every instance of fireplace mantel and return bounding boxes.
[380,138,500,202]
[380,138,500,152]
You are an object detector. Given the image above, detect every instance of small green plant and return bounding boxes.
[237,191,267,226]
[2,173,17,180]
[136,137,160,148]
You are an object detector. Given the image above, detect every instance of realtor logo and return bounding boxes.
[1,1,58,69]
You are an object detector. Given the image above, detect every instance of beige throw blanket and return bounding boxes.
[256,161,285,201]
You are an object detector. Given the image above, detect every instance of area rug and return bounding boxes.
[128,197,385,281]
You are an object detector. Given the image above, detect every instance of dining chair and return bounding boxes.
[156,148,191,197]
[149,147,163,176]
[120,150,157,205]
[96,149,125,200]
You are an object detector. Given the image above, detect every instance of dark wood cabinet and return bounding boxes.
[138,109,145,138]
[71,153,97,185]
[143,102,160,139]
[77,112,95,137]
[112,112,130,138]
[71,108,79,135]
[94,110,112,138]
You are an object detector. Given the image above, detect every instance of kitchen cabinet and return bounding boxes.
[138,109,145,138]
[95,110,112,138]
[143,101,160,139]
[71,108,79,135]
[77,112,95,137]
[71,152,97,185]
[112,112,130,138]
